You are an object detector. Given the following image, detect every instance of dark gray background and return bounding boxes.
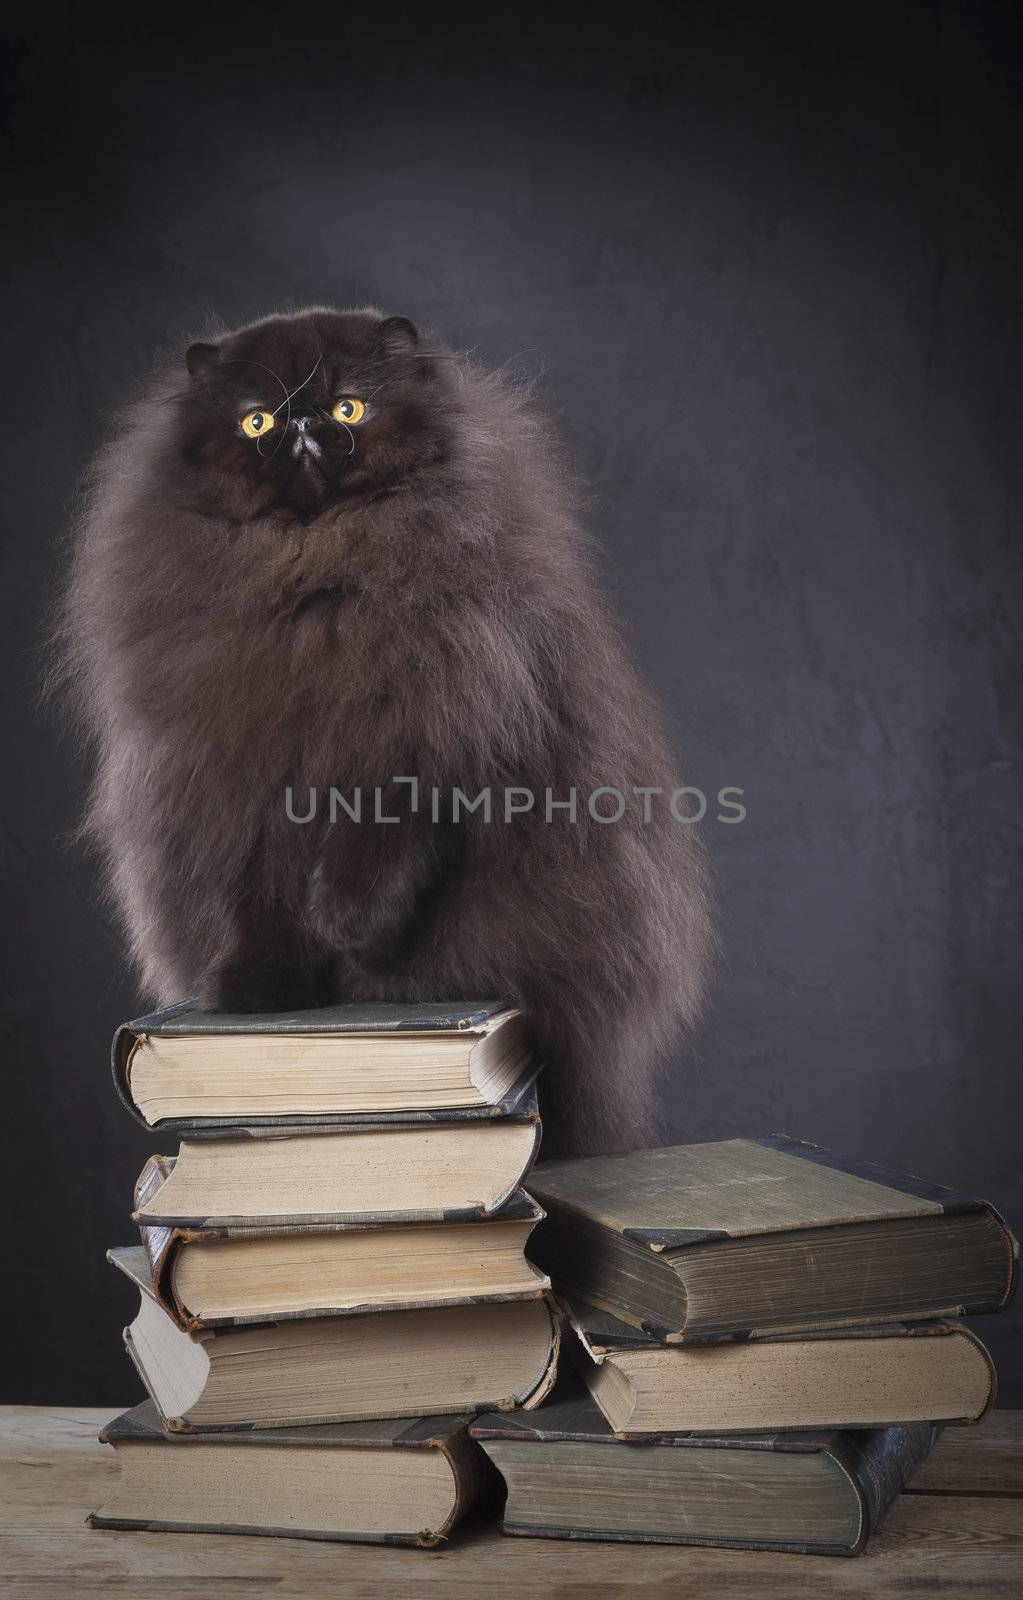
[3,2,1020,1403]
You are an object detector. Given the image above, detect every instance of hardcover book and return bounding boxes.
[90,1400,494,1546]
[133,1161,550,1329]
[470,1388,937,1556]
[112,999,533,1130]
[527,1136,1017,1340]
[564,1297,995,1435]
[109,1246,560,1429]
[130,1079,541,1226]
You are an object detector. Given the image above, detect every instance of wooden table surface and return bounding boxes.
[2,1405,1021,1599]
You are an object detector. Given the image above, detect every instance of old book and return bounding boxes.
[113,999,533,1129]
[527,1136,1017,1340]
[564,1298,995,1434]
[131,1078,540,1226]
[470,1388,936,1556]
[90,1400,493,1545]
[108,1246,559,1429]
[133,1162,549,1329]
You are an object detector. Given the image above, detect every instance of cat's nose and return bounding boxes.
[289,413,323,460]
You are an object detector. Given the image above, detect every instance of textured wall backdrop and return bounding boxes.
[2,2,1021,1402]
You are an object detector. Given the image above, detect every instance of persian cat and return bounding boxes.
[59,308,712,1154]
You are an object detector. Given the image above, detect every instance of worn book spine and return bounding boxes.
[471,1395,937,1556]
[751,1135,1020,1310]
[117,1297,561,1432]
[490,1423,937,1556]
[134,1215,559,1331]
[89,1408,498,1548]
[111,1008,541,1135]
[131,1120,543,1229]
[564,1309,998,1431]
[831,1423,939,1554]
[169,1069,543,1141]
[132,1156,184,1322]
[131,1164,549,1331]
[529,1191,1017,1343]
[141,1303,561,1432]
[121,1325,167,1419]
[110,1001,196,1128]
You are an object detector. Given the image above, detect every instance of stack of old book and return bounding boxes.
[471,1136,1018,1557]
[90,999,558,1547]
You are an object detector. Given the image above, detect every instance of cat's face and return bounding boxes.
[177,310,454,518]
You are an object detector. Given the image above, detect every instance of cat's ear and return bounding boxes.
[186,342,221,380]
[377,316,419,353]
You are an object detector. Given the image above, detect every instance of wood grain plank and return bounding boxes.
[4,1510,1022,1600]
[910,1411,1023,1496]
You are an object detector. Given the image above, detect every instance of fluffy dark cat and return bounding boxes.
[59,307,712,1154]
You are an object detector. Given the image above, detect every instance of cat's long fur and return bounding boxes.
[57,308,712,1154]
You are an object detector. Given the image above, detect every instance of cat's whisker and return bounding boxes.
[272,354,323,416]
[251,353,326,468]
[216,357,291,403]
[217,357,296,466]
[263,422,291,465]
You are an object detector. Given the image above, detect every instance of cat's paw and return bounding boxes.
[197,959,325,1015]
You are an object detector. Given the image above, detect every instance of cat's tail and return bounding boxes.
[520,989,675,1159]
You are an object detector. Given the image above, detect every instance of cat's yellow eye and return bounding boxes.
[241,409,276,439]
[332,397,366,425]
